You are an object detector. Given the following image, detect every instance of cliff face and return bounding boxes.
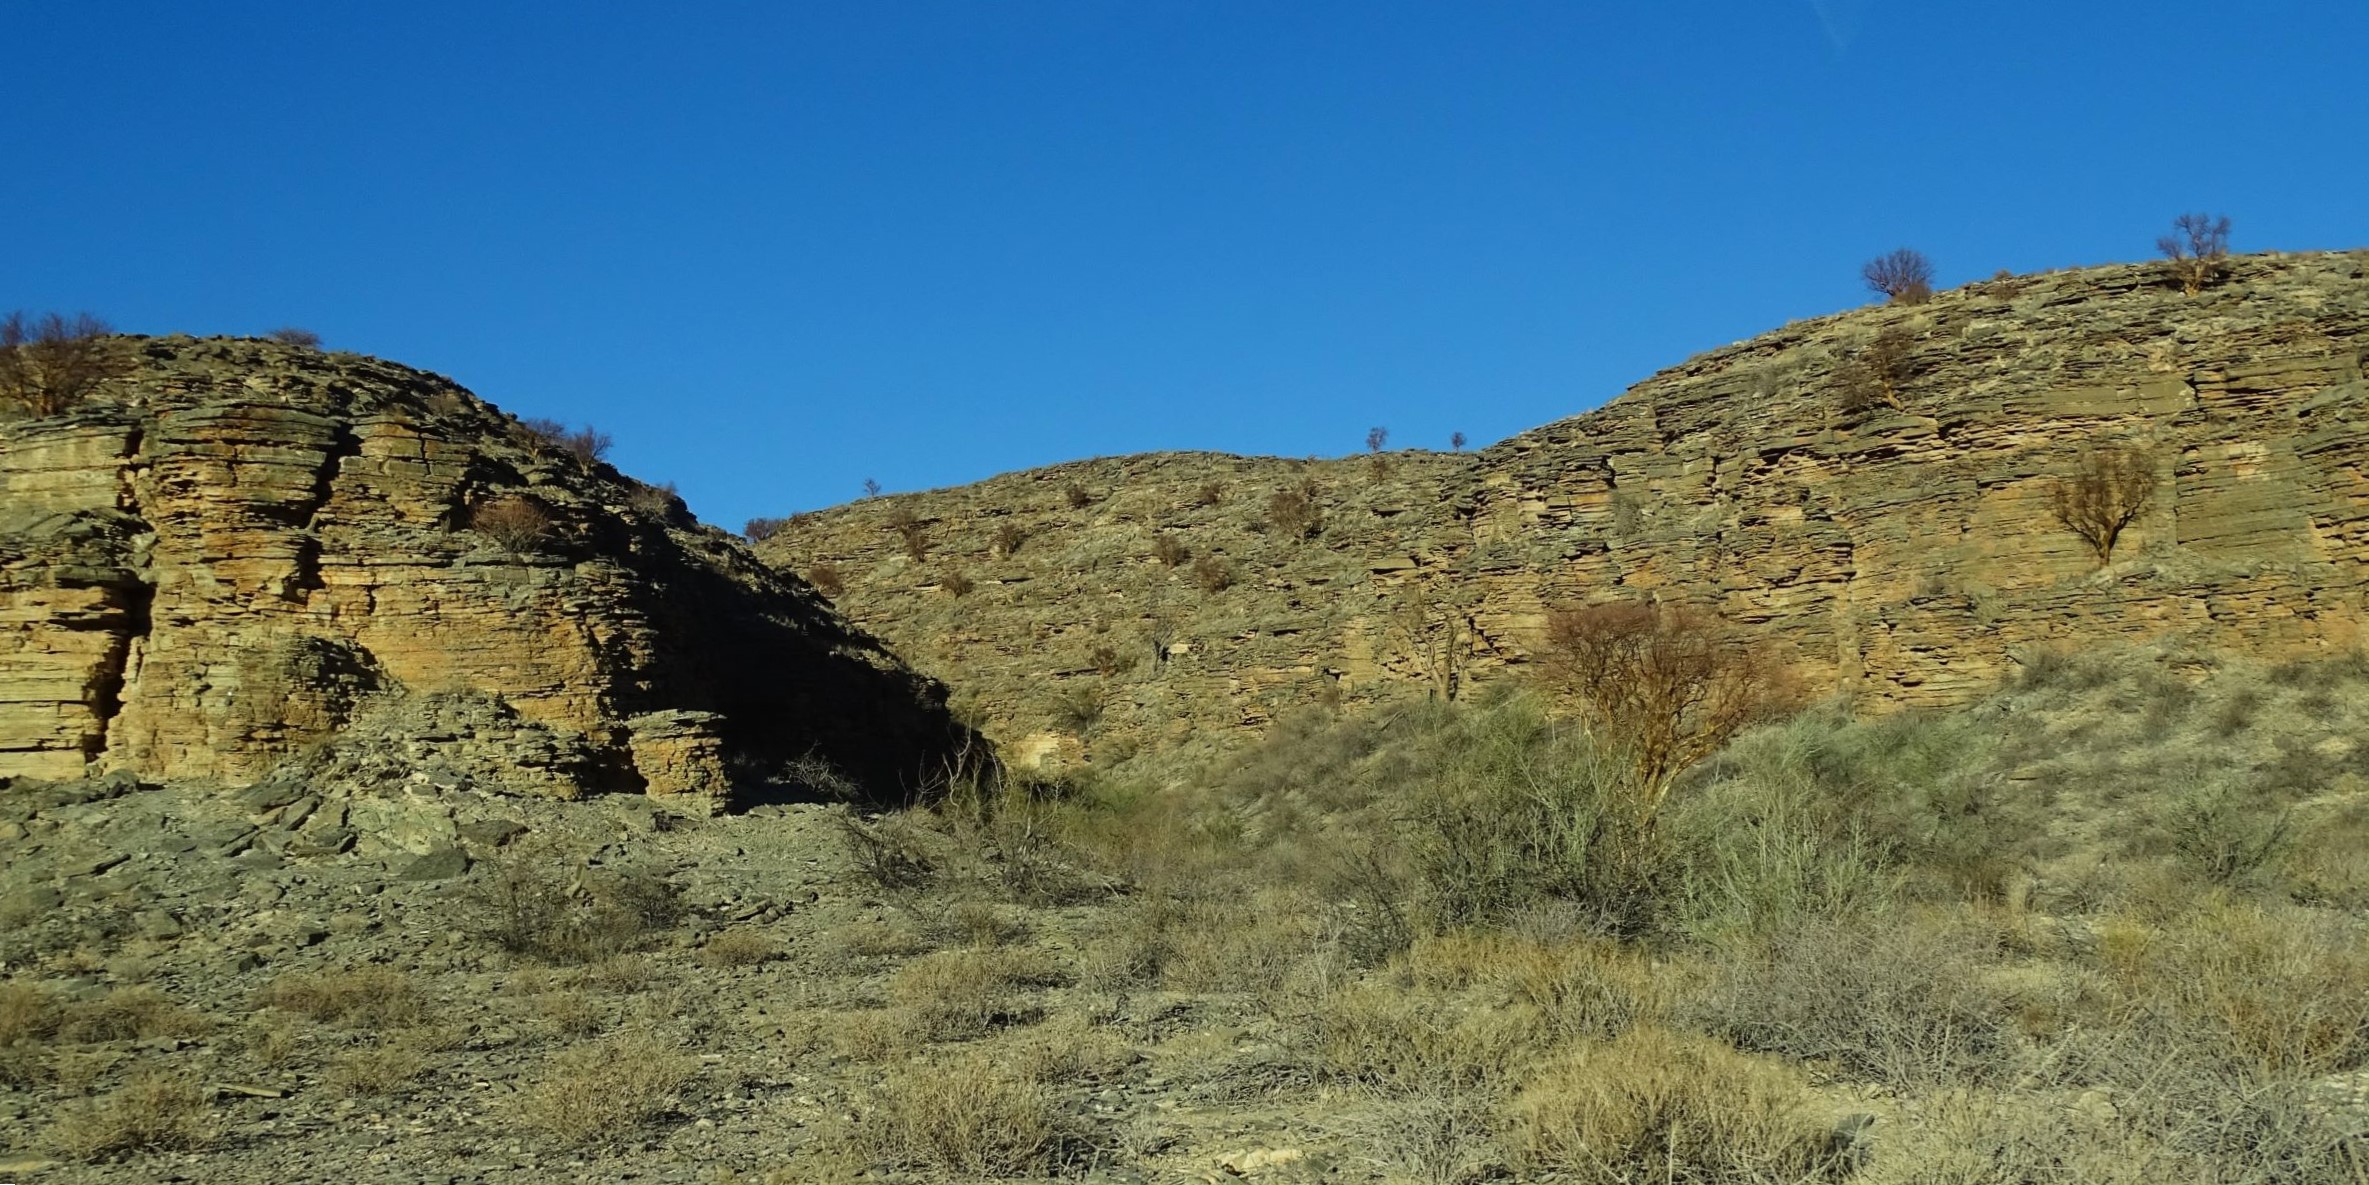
[0,337,971,804]
[760,252,2369,762]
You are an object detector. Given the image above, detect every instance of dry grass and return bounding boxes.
[534,990,605,1038]
[697,926,782,968]
[838,1049,1070,1177]
[512,1030,697,1146]
[0,980,58,1044]
[1503,1027,1850,1184]
[44,1070,215,1161]
[257,966,424,1028]
[887,947,1065,1042]
[325,1042,430,1097]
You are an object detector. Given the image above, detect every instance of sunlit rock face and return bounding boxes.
[0,337,974,803]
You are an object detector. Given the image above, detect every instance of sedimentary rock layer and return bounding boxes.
[0,338,971,802]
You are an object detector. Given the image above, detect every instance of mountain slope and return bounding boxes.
[759,251,2369,763]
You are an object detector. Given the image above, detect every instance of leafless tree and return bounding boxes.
[266,327,323,348]
[1537,602,1786,808]
[1862,249,1935,304]
[2158,213,2232,296]
[1384,586,1480,702]
[2048,446,2158,565]
[1450,431,1467,452]
[0,311,126,416]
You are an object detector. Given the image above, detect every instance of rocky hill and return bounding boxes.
[0,337,971,806]
[759,251,2369,765]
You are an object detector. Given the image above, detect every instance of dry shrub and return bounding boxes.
[535,990,605,1037]
[1503,1027,1849,1184]
[53,987,209,1044]
[835,810,939,892]
[1692,913,2018,1089]
[1863,247,1935,304]
[1405,932,1668,1042]
[698,926,781,968]
[1267,480,1323,539]
[1190,552,1234,593]
[476,862,684,964]
[325,1043,429,1097]
[841,1050,1069,1177]
[0,311,125,416]
[0,1042,45,1087]
[1860,1091,2179,1185]
[743,516,790,542]
[992,520,1025,557]
[2049,445,2157,565]
[1157,893,1325,993]
[2283,796,2369,907]
[836,918,932,959]
[940,568,975,597]
[991,1011,1136,1086]
[258,966,423,1028]
[1305,979,1539,1095]
[1834,326,1918,414]
[936,899,1029,948]
[2105,902,2369,1077]
[45,1070,215,1161]
[2158,212,2232,296]
[886,505,927,560]
[803,560,846,597]
[1063,481,1093,509]
[519,419,612,463]
[581,954,656,994]
[1537,602,1787,807]
[468,494,557,552]
[513,1030,696,1146]
[1151,531,1189,568]
[0,981,58,1044]
[1193,481,1225,507]
[888,948,1063,1041]
[265,326,323,348]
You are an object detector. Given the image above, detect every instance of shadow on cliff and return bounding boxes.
[625,524,990,809]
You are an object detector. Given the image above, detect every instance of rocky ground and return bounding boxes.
[0,760,1352,1184]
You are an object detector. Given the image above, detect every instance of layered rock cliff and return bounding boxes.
[759,251,2369,763]
[0,337,972,804]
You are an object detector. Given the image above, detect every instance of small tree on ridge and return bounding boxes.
[1862,249,1935,305]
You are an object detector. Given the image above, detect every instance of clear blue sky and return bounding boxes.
[9,3,2363,531]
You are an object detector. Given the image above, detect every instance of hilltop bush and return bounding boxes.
[265,326,323,348]
[0,311,125,416]
[1862,248,1935,304]
[2158,213,2232,296]
[743,516,790,542]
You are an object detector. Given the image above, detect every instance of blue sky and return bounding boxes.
[8,3,2363,531]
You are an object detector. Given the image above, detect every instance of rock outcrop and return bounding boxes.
[0,337,973,803]
[759,251,2369,763]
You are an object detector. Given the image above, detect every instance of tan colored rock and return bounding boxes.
[0,337,974,803]
[626,710,732,814]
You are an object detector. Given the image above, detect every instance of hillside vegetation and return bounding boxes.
[6,643,2362,1182]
